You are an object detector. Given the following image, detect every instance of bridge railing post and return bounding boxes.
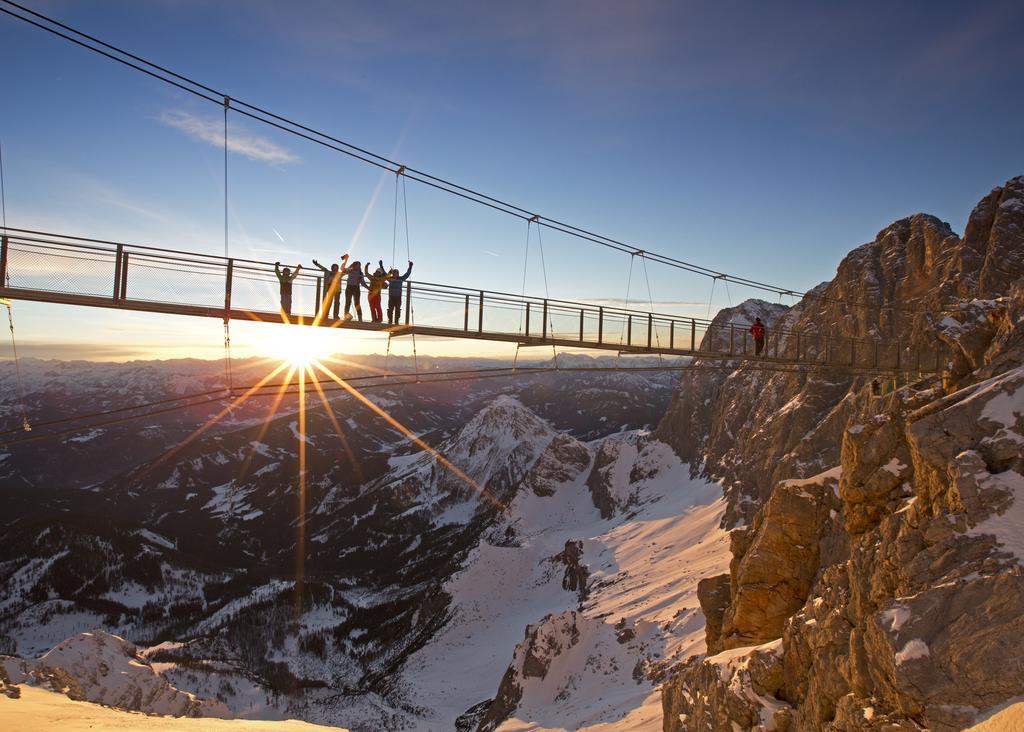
[464,293,470,332]
[119,252,129,301]
[0,235,8,287]
[691,319,696,351]
[525,302,531,338]
[598,307,604,344]
[647,314,653,348]
[314,276,322,316]
[404,282,411,325]
[225,258,234,317]
[542,299,548,339]
[579,309,584,342]
[478,291,484,334]
[113,244,124,300]
[627,314,632,347]
[669,320,675,350]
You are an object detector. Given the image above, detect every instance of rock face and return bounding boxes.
[719,469,843,652]
[661,177,1024,730]
[0,630,230,717]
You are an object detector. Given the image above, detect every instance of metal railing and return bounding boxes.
[0,228,944,373]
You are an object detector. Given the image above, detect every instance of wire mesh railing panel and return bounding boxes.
[124,255,225,308]
[231,272,284,314]
[5,244,116,297]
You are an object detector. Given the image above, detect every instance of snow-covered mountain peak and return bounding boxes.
[456,394,554,449]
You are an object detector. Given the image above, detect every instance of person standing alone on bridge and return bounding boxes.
[367,261,389,324]
[750,317,766,357]
[387,261,414,325]
[274,261,302,317]
[312,257,343,320]
[342,257,367,321]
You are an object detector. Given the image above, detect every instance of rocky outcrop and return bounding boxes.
[0,630,230,717]
[696,574,731,654]
[661,176,1024,730]
[552,539,590,602]
[663,640,792,732]
[585,435,639,518]
[522,432,591,497]
[477,611,582,732]
[719,469,844,651]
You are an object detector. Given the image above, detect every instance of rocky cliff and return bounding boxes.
[660,177,1024,730]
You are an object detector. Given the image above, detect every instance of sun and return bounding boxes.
[265,326,337,368]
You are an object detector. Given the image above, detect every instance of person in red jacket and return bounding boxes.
[750,317,766,357]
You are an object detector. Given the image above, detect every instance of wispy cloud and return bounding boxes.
[158,109,299,165]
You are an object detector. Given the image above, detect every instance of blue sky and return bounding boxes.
[1,0,1022,360]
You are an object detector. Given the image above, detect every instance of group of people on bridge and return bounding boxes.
[274,256,414,324]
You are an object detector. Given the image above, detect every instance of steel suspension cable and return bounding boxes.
[535,223,558,367]
[2,301,30,431]
[640,254,663,362]
[222,95,233,393]
[400,173,419,380]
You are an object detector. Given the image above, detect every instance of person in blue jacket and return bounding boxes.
[386,261,414,325]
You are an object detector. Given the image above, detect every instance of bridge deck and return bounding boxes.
[0,229,943,374]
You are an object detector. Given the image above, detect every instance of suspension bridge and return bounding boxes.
[0,228,942,374]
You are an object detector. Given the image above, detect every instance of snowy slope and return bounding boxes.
[398,432,730,730]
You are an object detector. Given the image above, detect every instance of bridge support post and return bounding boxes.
[691,319,695,351]
[119,253,129,301]
[647,314,653,348]
[579,309,584,342]
[478,292,484,334]
[542,300,548,339]
[225,259,234,318]
[598,307,603,344]
[525,302,531,337]
[669,320,674,349]
[627,315,632,346]
[0,235,7,286]
[405,282,411,325]
[113,244,123,300]
[464,293,470,331]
